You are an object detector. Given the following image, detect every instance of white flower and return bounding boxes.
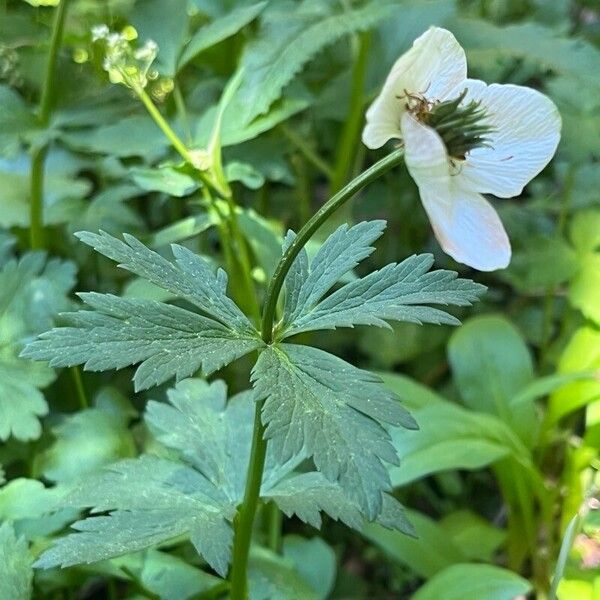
[363,27,561,271]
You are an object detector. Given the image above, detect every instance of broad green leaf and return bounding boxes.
[233,0,394,124]
[23,293,263,391]
[381,373,534,486]
[282,536,336,600]
[61,115,169,159]
[0,253,75,440]
[569,210,600,324]
[0,85,37,158]
[0,522,32,600]
[178,2,267,70]
[70,185,143,237]
[448,315,538,446]
[252,343,416,518]
[131,166,198,197]
[412,563,532,600]
[390,402,512,487]
[503,235,578,293]
[151,213,217,248]
[131,0,189,77]
[194,85,313,148]
[0,158,90,228]
[549,328,600,424]
[107,550,221,600]
[363,509,466,578]
[451,18,600,91]
[35,405,136,484]
[34,455,236,576]
[248,546,319,600]
[439,511,505,562]
[0,478,73,540]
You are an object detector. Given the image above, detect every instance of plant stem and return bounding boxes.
[266,502,282,552]
[134,85,225,199]
[261,148,405,344]
[224,195,261,323]
[173,81,191,144]
[70,366,88,409]
[228,403,268,599]
[329,31,371,193]
[135,86,259,321]
[29,0,70,250]
[228,148,405,599]
[30,146,48,250]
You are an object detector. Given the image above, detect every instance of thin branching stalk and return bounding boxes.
[29,0,70,250]
[228,148,405,599]
[133,85,260,321]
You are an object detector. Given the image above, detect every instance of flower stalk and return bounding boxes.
[228,147,405,599]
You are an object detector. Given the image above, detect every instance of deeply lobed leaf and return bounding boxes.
[280,221,486,339]
[23,293,262,391]
[252,343,416,518]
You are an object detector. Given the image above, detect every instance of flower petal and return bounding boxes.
[362,27,467,149]
[402,112,511,271]
[455,80,561,198]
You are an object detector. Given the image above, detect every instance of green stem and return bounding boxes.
[279,124,334,179]
[70,366,88,409]
[30,146,48,250]
[225,195,261,323]
[29,0,70,250]
[266,502,282,552]
[329,31,371,193]
[135,86,259,321]
[261,148,404,344]
[134,85,224,198]
[549,510,583,600]
[228,148,405,599]
[173,81,191,144]
[228,403,268,599]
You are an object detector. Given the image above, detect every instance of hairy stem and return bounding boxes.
[29,0,70,250]
[228,147,405,599]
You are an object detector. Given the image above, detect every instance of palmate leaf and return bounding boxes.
[34,456,236,577]
[252,344,416,518]
[22,233,263,391]
[0,252,75,441]
[280,221,485,339]
[0,522,33,600]
[37,380,411,576]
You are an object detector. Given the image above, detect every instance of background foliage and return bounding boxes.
[0,0,599,598]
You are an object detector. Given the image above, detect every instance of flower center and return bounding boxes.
[404,89,494,160]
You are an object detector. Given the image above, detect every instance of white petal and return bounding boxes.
[362,27,467,149]
[454,80,561,198]
[402,112,511,271]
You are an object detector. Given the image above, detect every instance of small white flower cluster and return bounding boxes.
[91,24,158,90]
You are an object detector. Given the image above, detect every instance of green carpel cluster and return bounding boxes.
[424,89,495,159]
